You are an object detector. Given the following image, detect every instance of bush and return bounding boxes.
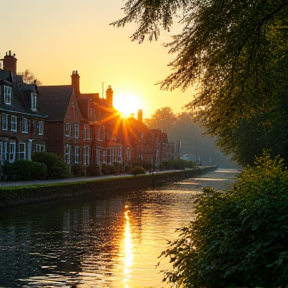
[9,159,33,180]
[71,164,85,177]
[32,152,70,179]
[86,164,101,176]
[130,166,146,177]
[161,151,288,288]
[31,161,47,179]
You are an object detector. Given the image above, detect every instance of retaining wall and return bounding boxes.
[0,167,217,207]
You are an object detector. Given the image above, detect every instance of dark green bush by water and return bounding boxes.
[161,151,288,288]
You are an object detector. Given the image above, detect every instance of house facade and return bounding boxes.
[1,52,176,177]
[0,51,47,178]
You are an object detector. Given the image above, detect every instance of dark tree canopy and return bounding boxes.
[112,0,288,166]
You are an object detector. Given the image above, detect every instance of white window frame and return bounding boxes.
[11,115,17,132]
[35,144,45,152]
[38,120,44,135]
[103,149,107,163]
[74,124,79,139]
[65,144,71,164]
[0,142,5,165]
[18,142,26,160]
[9,142,16,163]
[74,146,80,164]
[2,113,8,131]
[65,122,71,136]
[4,86,12,105]
[96,147,100,165]
[21,117,28,133]
[31,93,37,111]
[83,146,90,166]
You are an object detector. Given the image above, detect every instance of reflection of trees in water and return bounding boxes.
[0,195,126,287]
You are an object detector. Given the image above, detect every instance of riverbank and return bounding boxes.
[0,166,218,207]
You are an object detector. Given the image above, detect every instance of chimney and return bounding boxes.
[137,109,143,122]
[2,51,17,74]
[106,85,113,107]
[71,70,80,94]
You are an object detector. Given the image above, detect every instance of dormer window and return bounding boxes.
[31,93,37,111]
[4,86,12,105]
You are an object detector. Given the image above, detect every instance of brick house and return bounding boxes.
[0,51,47,178]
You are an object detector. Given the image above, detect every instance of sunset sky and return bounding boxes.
[0,0,194,118]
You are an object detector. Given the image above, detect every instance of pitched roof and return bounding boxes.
[0,69,47,118]
[37,85,74,120]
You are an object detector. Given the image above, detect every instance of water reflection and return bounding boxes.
[0,170,236,288]
[123,206,133,287]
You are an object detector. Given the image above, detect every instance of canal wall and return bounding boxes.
[0,166,217,207]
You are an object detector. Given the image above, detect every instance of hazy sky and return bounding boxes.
[0,0,194,118]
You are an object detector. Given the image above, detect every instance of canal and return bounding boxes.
[0,168,240,288]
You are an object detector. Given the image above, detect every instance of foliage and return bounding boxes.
[101,164,115,175]
[161,158,195,170]
[31,161,48,179]
[71,164,86,177]
[132,158,151,170]
[19,69,42,85]
[130,166,146,177]
[112,1,288,166]
[31,152,70,179]
[3,160,47,180]
[144,107,176,132]
[86,164,101,176]
[160,151,288,287]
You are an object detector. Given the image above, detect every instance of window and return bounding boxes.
[96,147,100,165]
[21,117,28,133]
[97,127,103,141]
[65,144,71,164]
[38,121,44,135]
[11,115,17,132]
[74,124,79,139]
[35,144,45,152]
[18,142,26,160]
[65,123,71,136]
[9,142,16,163]
[103,149,107,163]
[84,125,90,140]
[0,142,6,165]
[2,113,8,130]
[4,86,12,104]
[75,146,80,164]
[31,93,37,111]
[83,146,90,165]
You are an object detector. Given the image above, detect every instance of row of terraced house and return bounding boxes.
[0,51,175,178]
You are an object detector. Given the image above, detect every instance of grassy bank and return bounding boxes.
[0,167,217,207]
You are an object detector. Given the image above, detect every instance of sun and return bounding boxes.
[113,92,144,117]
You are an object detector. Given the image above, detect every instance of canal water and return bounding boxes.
[0,169,240,288]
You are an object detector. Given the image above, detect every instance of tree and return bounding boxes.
[160,152,288,287]
[112,1,288,166]
[19,69,42,85]
[144,106,176,132]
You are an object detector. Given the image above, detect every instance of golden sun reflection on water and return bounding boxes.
[123,207,133,287]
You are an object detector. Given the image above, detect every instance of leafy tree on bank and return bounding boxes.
[160,152,288,287]
[144,106,176,133]
[111,1,288,166]
[18,69,42,85]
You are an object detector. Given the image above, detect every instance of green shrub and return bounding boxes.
[10,159,33,180]
[32,152,69,179]
[86,164,101,176]
[71,164,85,177]
[31,161,47,179]
[130,166,146,177]
[161,151,288,288]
